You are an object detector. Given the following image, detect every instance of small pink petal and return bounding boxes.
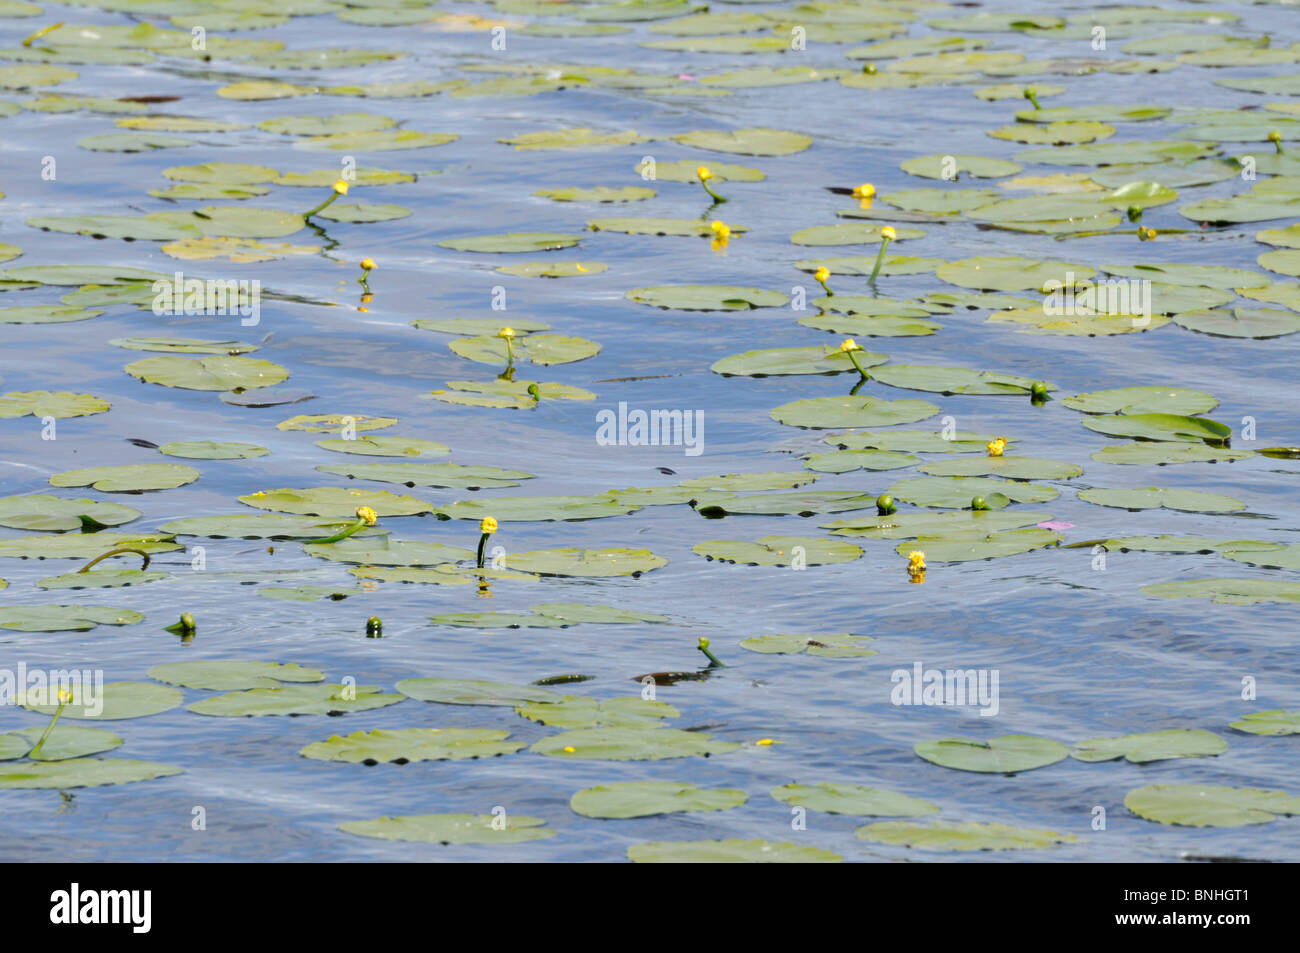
[678,73,695,81]
[1037,521,1074,531]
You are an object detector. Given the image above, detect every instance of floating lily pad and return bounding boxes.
[438,233,583,253]
[239,487,434,517]
[712,346,884,377]
[50,464,198,493]
[698,491,875,517]
[898,528,1062,562]
[770,395,939,429]
[533,726,740,760]
[0,391,109,419]
[1221,545,1300,571]
[628,839,840,863]
[316,202,411,223]
[740,633,877,658]
[1091,443,1253,465]
[341,812,553,845]
[505,548,667,577]
[872,365,1048,396]
[1230,711,1300,736]
[887,476,1058,508]
[0,495,139,532]
[125,355,289,391]
[0,532,179,560]
[1072,729,1227,764]
[37,568,168,590]
[915,735,1068,773]
[437,495,638,523]
[1078,487,1245,513]
[430,611,569,629]
[3,726,122,763]
[1082,413,1232,445]
[0,759,182,790]
[148,661,325,691]
[190,683,404,717]
[1174,307,1300,339]
[160,513,388,540]
[0,305,102,324]
[110,337,259,355]
[317,435,449,457]
[901,154,1021,180]
[634,158,765,182]
[531,603,668,624]
[537,186,654,203]
[693,536,861,567]
[803,449,919,473]
[671,127,811,156]
[1140,578,1300,605]
[625,285,788,310]
[317,461,532,490]
[1125,784,1300,828]
[494,261,608,278]
[158,441,268,460]
[301,728,525,764]
[397,678,562,707]
[25,681,178,719]
[919,456,1080,480]
[305,538,472,567]
[499,128,652,150]
[772,783,938,816]
[572,782,745,819]
[823,510,1051,540]
[516,696,677,729]
[449,333,600,367]
[937,256,1092,291]
[858,820,1077,852]
[277,414,396,434]
[833,429,1012,454]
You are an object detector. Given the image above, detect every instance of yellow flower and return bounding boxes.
[333,179,349,195]
[57,689,73,705]
[908,550,926,573]
[698,637,710,649]
[480,516,498,534]
[814,266,830,283]
[880,225,897,241]
[756,738,775,746]
[710,221,731,240]
[697,166,713,182]
[360,258,375,271]
[986,437,1007,457]
[1144,227,1158,240]
[839,338,862,352]
[563,746,575,753]
[852,183,875,199]
[498,327,515,340]
[355,506,378,526]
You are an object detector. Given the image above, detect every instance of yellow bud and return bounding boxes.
[710,221,730,239]
[360,258,375,271]
[986,437,1007,458]
[355,506,378,526]
[814,267,830,283]
[908,551,926,573]
[756,738,775,746]
[697,166,713,182]
[498,327,515,340]
[57,689,73,705]
[698,637,710,649]
[880,225,897,241]
[852,183,875,199]
[840,338,862,352]
[333,179,349,195]
[480,516,498,534]
[562,746,575,753]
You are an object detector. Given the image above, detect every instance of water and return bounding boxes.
[1,0,1299,861]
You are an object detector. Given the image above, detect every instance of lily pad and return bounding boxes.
[449,333,600,367]
[397,678,562,707]
[0,532,179,559]
[341,813,553,845]
[671,127,811,156]
[770,395,939,429]
[901,154,1022,180]
[516,696,678,729]
[1082,413,1233,445]
[160,513,389,540]
[25,681,178,719]
[0,495,139,532]
[872,364,1047,396]
[937,256,1093,291]
[0,391,110,419]
[915,735,1069,773]
[3,726,122,762]
[190,683,404,717]
[0,759,182,790]
[772,783,938,816]
[625,285,788,310]
[572,782,746,819]
[301,728,525,764]
[438,233,583,253]
[858,820,1077,851]
[1140,578,1300,605]
[1078,487,1245,513]
[238,487,434,517]
[693,536,861,567]
[803,449,919,473]
[1174,307,1300,339]
[437,495,638,523]
[125,356,289,391]
[627,839,840,863]
[506,548,666,577]
[919,456,1081,480]
[1091,443,1253,465]
[1125,784,1300,828]
[823,510,1052,540]
[1072,729,1227,764]
[1230,711,1300,736]
[739,633,877,658]
[532,726,740,760]
[887,476,1058,508]
[148,661,325,691]
[712,346,884,377]
[50,464,198,492]
[158,441,268,460]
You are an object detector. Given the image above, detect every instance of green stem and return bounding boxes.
[29,697,70,759]
[867,237,893,285]
[77,547,149,573]
[697,639,724,668]
[846,349,870,379]
[306,517,366,545]
[476,533,491,569]
[1025,89,1041,110]
[701,180,726,204]
[817,279,833,298]
[303,190,342,219]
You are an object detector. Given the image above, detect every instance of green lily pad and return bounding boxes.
[772,783,938,816]
[1174,307,1300,339]
[125,355,289,391]
[430,379,596,406]
[791,223,924,246]
[898,527,1062,562]
[0,305,102,324]
[449,333,600,367]
[625,285,788,310]
[915,735,1069,773]
[340,813,554,845]
[438,233,583,253]
[317,461,532,490]
[634,158,765,182]
[190,683,404,717]
[504,548,667,577]
[160,513,389,539]
[1090,536,1279,555]
[1230,711,1300,736]
[0,390,110,419]
[572,782,746,819]
[1017,140,1214,167]
[277,414,397,434]
[711,345,884,377]
[298,130,455,153]
[78,132,192,152]
[871,364,1048,396]
[770,395,939,429]
[1181,192,1300,225]
[0,759,182,790]
[824,509,1050,539]
[516,696,678,729]
[1221,545,1300,571]
[258,113,394,136]
[305,538,473,567]
[397,678,562,707]
[919,456,1080,480]
[257,585,359,602]
[1091,443,1253,465]
[803,449,919,473]
[537,186,654,203]
[589,216,749,237]
[1141,578,1300,605]
[627,839,840,863]
[0,495,139,532]
[937,256,1093,291]
[301,728,525,764]
[800,309,942,338]
[317,435,449,457]
[988,121,1115,145]
[1078,487,1245,513]
[1125,784,1300,828]
[0,532,179,560]
[415,318,551,336]
[316,202,411,223]
[25,681,178,719]
[158,441,268,460]
[1063,386,1218,415]
[739,633,877,658]
[494,261,608,278]
[533,726,740,760]
[693,536,861,567]
[1072,729,1227,764]
[1257,223,1300,250]
[239,487,434,517]
[147,661,325,691]
[1082,413,1233,445]
[3,726,122,762]
[437,494,638,523]
[50,464,198,492]
[531,603,669,624]
[671,127,811,156]
[832,429,1012,453]
[36,568,168,590]
[430,611,570,629]
[109,337,259,355]
[499,128,652,150]
[887,476,1058,508]
[858,820,1077,851]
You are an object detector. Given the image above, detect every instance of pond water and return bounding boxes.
[1,0,1299,862]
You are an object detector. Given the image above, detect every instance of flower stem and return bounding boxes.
[77,547,149,574]
[29,695,70,760]
[303,190,341,219]
[867,236,893,284]
[846,349,870,379]
[476,533,491,569]
[306,517,366,545]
